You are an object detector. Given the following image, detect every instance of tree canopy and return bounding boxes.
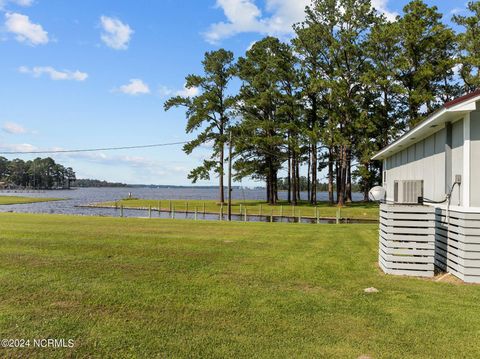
[169,0,477,206]
[0,157,76,189]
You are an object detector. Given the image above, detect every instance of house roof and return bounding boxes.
[372,90,480,160]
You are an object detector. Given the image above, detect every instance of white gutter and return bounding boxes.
[372,96,479,161]
[372,108,447,160]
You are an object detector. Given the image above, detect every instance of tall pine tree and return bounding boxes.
[164,49,236,203]
[454,1,480,92]
[396,0,457,127]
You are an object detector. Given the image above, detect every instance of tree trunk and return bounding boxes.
[311,142,317,204]
[296,160,301,201]
[307,148,311,203]
[292,152,297,205]
[227,131,233,221]
[363,163,370,202]
[266,172,271,204]
[219,141,225,204]
[309,94,317,204]
[328,147,334,204]
[287,140,291,204]
[273,170,278,203]
[267,157,276,205]
[338,146,347,207]
[336,159,340,204]
[346,148,352,203]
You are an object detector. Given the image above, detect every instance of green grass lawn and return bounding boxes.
[93,199,379,220]
[0,214,479,358]
[0,195,62,205]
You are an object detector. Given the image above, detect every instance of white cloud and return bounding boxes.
[100,16,133,50]
[0,0,34,9]
[176,84,200,97]
[371,0,398,22]
[246,40,257,51]
[0,142,36,152]
[2,121,27,134]
[158,84,199,98]
[205,0,398,43]
[15,0,33,5]
[204,0,309,43]
[158,85,174,97]
[18,66,88,81]
[263,0,311,33]
[4,12,48,45]
[115,79,150,95]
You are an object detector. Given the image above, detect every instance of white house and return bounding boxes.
[372,89,480,283]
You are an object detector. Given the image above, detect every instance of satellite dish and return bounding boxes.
[369,186,386,202]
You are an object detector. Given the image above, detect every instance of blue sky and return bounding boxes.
[0,0,468,185]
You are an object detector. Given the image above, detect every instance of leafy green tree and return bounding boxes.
[65,167,76,189]
[0,157,8,180]
[7,159,28,187]
[52,163,66,188]
[365,17,405,149]
[293,12,330,205]
[274,42,303,205]
[396,0,457,127]
[353,15,405,195]
[1,157,73,189]
[165,49,237,203]
[296,0,377,206]
[235,37,294,204]
[454,1,480,92]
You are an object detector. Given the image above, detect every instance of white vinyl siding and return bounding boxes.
[384,127,449,203]
[470,111,480,206]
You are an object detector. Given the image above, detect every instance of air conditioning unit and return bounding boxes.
[393,180,424,204]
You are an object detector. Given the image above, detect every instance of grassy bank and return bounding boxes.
[92,199,379,220]
[0,195,62,205]
[0,213,479,358]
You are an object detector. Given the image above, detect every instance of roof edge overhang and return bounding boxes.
[372,91,480,161]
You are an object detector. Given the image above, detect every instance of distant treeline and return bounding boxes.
[0,157,76,189]
[72,179,128,188]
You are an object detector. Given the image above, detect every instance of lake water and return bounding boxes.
[0,187,366,223]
